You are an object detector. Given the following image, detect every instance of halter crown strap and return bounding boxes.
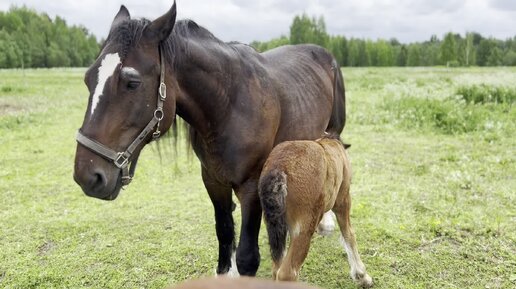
[76,45,167,186]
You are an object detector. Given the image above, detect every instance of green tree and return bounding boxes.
[376,40,394,66]
[397,45,408,66]
[366,40,377,66]
[463,32,476,66]
[328,36,348,66]
[477,39,494,66]
[358,40,370,66]
[487,47,503,66]
[503,50,516,66]
[0,6,99,68]
[407,44,421,66]
[441,32,458,66]
[347,38,360,67]
[290,14,328,47]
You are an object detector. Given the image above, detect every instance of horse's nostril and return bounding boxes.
[91,171,107,191]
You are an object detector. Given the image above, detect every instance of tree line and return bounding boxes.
[0,6,100,68]
[251,14,516,67]
[1,7,515,68]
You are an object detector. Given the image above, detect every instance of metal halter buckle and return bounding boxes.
[114,153,129,168]
[159,82,167,100]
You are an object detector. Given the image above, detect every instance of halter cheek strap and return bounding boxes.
[76,46,167,186]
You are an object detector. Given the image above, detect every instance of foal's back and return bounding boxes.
[263,138,348,212]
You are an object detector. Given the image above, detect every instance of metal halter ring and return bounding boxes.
[154,107,164,121]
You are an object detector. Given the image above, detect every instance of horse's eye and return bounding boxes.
[127,81,141,90]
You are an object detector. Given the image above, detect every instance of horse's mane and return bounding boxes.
[104,18,223,67]
[102,18,151,59]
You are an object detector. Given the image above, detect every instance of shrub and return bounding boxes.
[383,96,512,134]
[456,84,516,104]
[1,85,13,93]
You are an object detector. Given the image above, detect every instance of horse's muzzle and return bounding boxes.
[73,160,122,201]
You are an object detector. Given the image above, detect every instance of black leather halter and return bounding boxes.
[76,46,167,186]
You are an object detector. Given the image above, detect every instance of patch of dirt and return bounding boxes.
[37,241,55,256]
[0,103,24,116]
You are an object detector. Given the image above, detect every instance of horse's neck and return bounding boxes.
[174,37,235,137]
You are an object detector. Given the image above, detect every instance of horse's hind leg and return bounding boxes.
[333,187,373,288]
[202,168,237,277]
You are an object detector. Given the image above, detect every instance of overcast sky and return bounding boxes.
[0,0,515,43]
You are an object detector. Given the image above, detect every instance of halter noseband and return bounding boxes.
[76,46,167,186]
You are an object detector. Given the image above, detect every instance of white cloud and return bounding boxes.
[1,0,515,43]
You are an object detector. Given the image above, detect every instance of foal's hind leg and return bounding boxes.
[333,187,373,288]
[277,215,319,281]
[202,168,237,277]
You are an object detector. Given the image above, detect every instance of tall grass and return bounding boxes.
[379,83,515,135]
[456,84,516,104]
[383,97,515,134]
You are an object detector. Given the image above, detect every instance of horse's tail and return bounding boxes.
[258,168,288,264]
[326,59,346,134]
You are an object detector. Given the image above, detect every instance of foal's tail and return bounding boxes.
[258,169,288,264]
[326,59,346,134]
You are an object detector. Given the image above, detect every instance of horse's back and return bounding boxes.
[262,44,335,69]
[260,45,344,142]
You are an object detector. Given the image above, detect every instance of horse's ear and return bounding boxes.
[145,1,177,43]
[111,5,131,29]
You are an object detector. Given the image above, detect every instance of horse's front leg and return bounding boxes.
[235,178,262,276]
[202,168,237,276]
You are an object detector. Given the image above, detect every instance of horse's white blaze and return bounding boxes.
[90,53,121,116]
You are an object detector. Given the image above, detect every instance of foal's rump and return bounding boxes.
[258,141,327,263]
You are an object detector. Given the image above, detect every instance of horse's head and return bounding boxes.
[74,2,178,200]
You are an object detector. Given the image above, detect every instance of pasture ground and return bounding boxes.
[0,67,515,289]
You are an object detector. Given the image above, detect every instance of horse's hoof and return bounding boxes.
[214,252,240,278]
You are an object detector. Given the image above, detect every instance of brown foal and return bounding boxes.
[259,136,373,287]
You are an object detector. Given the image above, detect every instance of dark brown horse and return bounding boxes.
[73,1,345,276]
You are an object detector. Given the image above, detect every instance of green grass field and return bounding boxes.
[0,67,515,289]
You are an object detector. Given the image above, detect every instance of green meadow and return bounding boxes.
[0,67,514,289]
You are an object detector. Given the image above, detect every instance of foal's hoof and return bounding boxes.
[354,273,373,288]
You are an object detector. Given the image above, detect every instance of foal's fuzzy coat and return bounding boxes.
[259,137,372,287]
